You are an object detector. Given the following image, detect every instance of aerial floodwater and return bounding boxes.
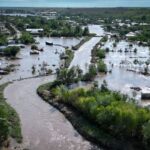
[0,0,150,7]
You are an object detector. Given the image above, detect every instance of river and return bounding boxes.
[4,75,97,150]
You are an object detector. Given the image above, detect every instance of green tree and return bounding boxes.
[20,32,35,44]
[83,27,89,36]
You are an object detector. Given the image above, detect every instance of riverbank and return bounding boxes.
[0,83,22,149]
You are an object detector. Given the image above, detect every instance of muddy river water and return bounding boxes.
[0,37,80,84]
[5,76,96,150]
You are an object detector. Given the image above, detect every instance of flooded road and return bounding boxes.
[4,75,94,150]
[69,25,104,73]
[69,37,101,73]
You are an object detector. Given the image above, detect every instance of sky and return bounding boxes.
[0,0,150,7]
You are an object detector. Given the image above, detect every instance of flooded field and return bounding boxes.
[0,37,80,84]
[96,38,150,105]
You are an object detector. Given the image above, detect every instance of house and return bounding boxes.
[26,28,44,35]
[126,32,136,38]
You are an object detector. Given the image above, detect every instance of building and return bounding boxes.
[26,28,44,35]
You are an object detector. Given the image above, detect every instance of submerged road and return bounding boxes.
[69,25,104,73]
[4,76,95,150]
[69,37,101,73]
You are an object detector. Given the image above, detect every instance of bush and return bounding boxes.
[143,120,150,146]
[0,83,22,146]
[82,64,97,81]
[31,44,38,50]
[0,118,9,145]
[0,34,7,46]
[96,49,106,59]
[4,46,20,57]
[57,67,82,85]
[97,60,107,73]
[20,32,35,44]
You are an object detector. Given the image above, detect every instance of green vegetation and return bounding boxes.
[56,66,82,85]
[53,85,150,147]
[64,49,74,68]
[38,78,150,149]
[0,83,22,148]
[97,60,107,73]
[91,39,107,75]
[20,32,35,44]
[0,34,7,46]
[31,44,38,50]
[60,48,74,68]
[96,48,106,59]
[3,46,20,57]
[1,15,90,37]
[82,64,97,81]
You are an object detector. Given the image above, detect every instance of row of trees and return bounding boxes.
[50,25,89,37]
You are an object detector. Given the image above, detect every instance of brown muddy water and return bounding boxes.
[4,75,99,150]
[0,37,80,84]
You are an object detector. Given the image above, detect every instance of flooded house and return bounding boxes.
[141,87,150,100]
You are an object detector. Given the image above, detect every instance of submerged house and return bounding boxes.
[141,87,150,100]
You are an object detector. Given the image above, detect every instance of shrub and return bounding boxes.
[97,60,107,73]
[20,32,35,44]
[82,64,97,81]
[0,118,9,145]
[4,46,20,57]
[96,49,106,59]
